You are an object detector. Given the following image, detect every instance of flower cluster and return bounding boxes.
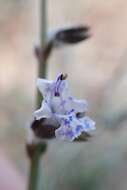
[34,74,95,142]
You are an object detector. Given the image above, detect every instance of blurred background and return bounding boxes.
[1,0,127,189]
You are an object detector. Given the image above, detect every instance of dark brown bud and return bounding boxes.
[55,26,91,45]
[31,118,56,139]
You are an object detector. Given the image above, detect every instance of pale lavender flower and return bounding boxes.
[55,111,95,141]
[34,74,95,142]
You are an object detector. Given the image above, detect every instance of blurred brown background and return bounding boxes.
[1,0,127,189]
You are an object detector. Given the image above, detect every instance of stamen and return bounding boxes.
[54,74,67,96]
[54,92,60,96]
[60,73,68,80]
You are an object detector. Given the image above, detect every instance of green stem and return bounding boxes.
[28,1,47,190]
[28,147,41,190]
[36,0,47,108]
[28,143,47,190]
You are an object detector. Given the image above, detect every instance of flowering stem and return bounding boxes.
[36,0,47,108]
[28,1,48,190]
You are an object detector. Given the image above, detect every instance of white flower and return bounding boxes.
[34,74,95,142]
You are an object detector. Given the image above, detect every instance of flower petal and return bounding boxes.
[50,96,64,113]
[34,101,52,120]
[73,99,88,113]
[55,113,83,141]
[79,116,96,132]
[55,126,75,142]
[64,97,88,114]
[37,78,53,98]
[55,113,95,141]
[59,80,70,98]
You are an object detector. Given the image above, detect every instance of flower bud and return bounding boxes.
[54,26,91,46]
[31,118,56,139]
